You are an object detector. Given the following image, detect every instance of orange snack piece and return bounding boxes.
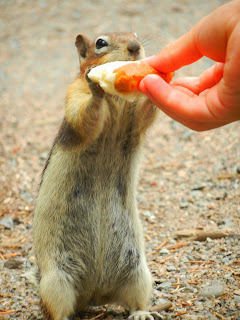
[113,61,174,93]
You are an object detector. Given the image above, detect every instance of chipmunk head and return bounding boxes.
[75,32,145,73]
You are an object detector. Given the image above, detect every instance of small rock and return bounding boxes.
[183,286,196,293]
[191,190,203,198]
[8,159,17,167]
[199,283,224,298]
[159,248,169,255]
[180,130,194,141]
[217,219,233,228]
[166,265,176,272]
[181,256,189,263]
[237,206,240,217]
[234,290,240,296]
[152,298,172,312]
[180,200,189,209]
[148,215,156,223]
[158,282,172,289]
[0,259,4,268]
[155,278,167,284]
[0,216,14,229]
[4,258,23,269]
[234,295,240,301]
[20,190,34,204]
[194,301,204,311]
[143,211,152,218]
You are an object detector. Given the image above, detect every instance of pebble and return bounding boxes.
[4,258,23,269]
[20,190,34,204]
[217,219,233,228]
[148,215,157,223]
[237,206,240,217]
[199,283,225,298]
[152,299,173,312]
[181,256,189,262]
[143,210,152,218]
[158,282,172,289]
[166,265,176,272]
[180,130,195,141]
[159,248,169,255]
[191,190,203,198]
[180,200,189,209]
[0,216,14,229]
[8,158,17,167]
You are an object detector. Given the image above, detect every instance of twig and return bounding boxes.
[0,254,5,261]
[166,242,189,250]
[153,239,169,250]
[232,260,240,264]
[181,301,192,306]
[145,234,151,241]
[153,256,171,263]
[0,310,18,315]
[2,252,22,258]
[188,261,214,266]
[175,311,188,316]
[89,313,105,320]
[217,174,240,180]
[218,293,234,300]
[192,231,228,241]
[216,312,226,320]
[0,293,12,298]
[175,229,228,241]
[187,268,200,273]
[171,277,181,293]
[172,278,181,287]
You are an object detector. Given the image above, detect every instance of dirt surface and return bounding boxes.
[0,0,239,319]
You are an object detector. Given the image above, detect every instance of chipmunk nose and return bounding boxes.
[127,40,141,56]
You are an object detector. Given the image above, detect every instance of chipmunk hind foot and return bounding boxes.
[128,310,163,320]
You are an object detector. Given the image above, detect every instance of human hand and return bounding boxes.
[139,0,240,131]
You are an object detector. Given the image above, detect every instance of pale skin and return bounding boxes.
[139,0,240,131]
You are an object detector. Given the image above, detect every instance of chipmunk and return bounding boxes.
[33,32,162,320]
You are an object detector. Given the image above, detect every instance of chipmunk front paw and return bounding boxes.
[85,67,105,99]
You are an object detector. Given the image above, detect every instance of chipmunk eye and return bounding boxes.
[96,38,108,50]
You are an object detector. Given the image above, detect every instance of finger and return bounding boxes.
[198,62,224,89]
[140,84,229,131]
[220,20,240,94]
[172,63,224,94]
[144,30,203,73]
[139,74,229,128]
[144,2,237,73]
[171,77,201,94]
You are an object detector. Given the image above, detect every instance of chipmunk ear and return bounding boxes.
[75,34,92,65]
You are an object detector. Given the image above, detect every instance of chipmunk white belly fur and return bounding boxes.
[33,32,162,320]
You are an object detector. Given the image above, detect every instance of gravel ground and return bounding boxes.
[0,0,239,319]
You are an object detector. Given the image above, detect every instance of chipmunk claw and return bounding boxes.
[85,66,105,98]
[128,311,163,320]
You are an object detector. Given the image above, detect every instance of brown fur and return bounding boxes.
[40,298,54,320]
[33,32,161,320]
